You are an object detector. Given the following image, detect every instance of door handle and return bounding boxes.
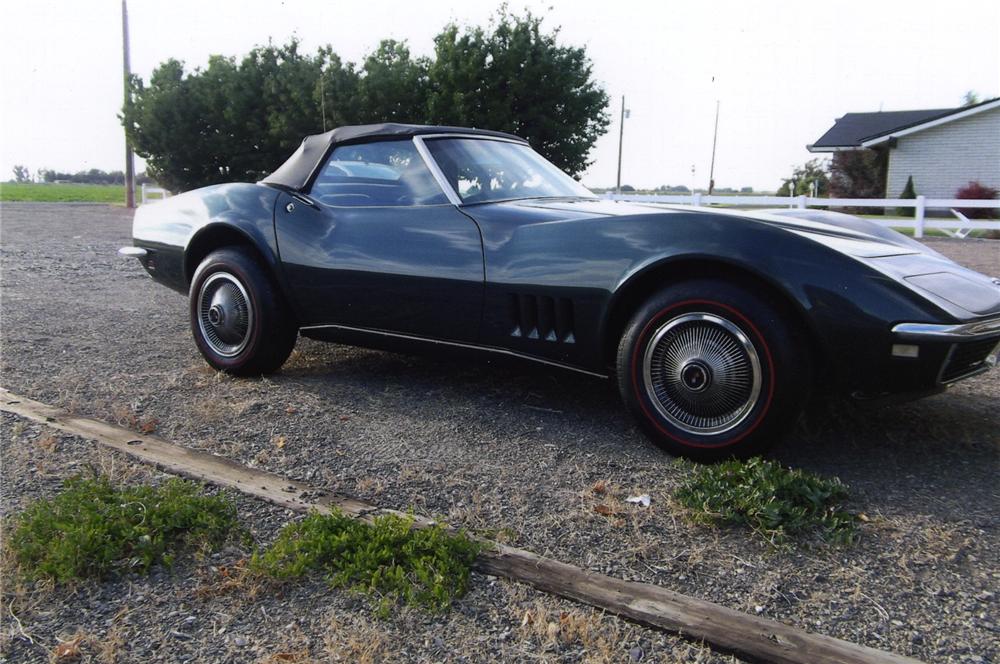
[290,192,320,210]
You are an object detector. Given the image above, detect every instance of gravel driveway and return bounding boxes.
[2,203,998,663]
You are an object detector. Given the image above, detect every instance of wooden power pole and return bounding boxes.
[707,100,719,195]
[122,0,136,208]
[615,96,626,195]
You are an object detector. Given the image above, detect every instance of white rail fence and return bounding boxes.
[603,193,1000,239]
[140,183,170,204]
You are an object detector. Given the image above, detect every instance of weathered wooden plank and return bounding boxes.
[0,388,426,527]
[1,387,924,664]
[475,545,920,664]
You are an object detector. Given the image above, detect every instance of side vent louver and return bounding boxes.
[509,294,576,343]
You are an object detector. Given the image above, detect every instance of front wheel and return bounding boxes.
[190,247,297,376]
[616,279,811,461]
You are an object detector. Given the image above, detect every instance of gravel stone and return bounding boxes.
[1,203,998,663]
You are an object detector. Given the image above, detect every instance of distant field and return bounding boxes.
[0,183,136,203]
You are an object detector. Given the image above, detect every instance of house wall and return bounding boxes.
[886,107,1000,199]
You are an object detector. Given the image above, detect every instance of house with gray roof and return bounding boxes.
[808,98,1000,198]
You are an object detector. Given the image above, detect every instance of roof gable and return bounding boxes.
[860,98,1000,147]
[808,97,1000,152]
[808,108,950,151]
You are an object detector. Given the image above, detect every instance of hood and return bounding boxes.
[478,198,938,259]
[465,197,1000,318]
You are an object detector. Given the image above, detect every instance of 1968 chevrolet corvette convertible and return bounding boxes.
[122,123,1000,460]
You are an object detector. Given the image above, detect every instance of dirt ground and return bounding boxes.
[1,203,998,663]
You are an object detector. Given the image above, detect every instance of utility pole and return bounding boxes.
[319,73,327,132]
[707,100,719,195]
[615,95,626,195]
[122,0,135,208]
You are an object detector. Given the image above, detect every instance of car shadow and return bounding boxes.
[278,339,998,521]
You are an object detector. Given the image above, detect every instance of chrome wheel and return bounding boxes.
[642,313,762,435]
[197,272,253,357]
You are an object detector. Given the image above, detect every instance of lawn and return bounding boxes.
[0,182,136,204]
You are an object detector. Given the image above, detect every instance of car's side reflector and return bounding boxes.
[891,344,920,358]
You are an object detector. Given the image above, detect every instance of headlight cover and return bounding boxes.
[905,272,1000,315]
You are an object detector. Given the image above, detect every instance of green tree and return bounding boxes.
[124,41,330,192]
[897,175,917,217]
[776,159,829,197]
[316,49,362,130]
[12,165,31,183]
[427,9,609,177]
[355,40,430,124]
[123,10,610,190]
[829,150,885,199]
[962,90,980,106]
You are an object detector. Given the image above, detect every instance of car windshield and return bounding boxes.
[424,138,596,204]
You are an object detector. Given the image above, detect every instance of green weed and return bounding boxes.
[673,457,858,545]
[252,510,481,615]
[8,477,241,582]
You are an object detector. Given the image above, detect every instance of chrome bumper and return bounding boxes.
[892,317,1000,384]
[892,317,1000,340]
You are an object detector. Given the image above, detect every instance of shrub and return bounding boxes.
[955,181,999,220]
[829,149,885,213]
[673,457,858,546]
[8,477,241,582]
[897,175,917,217]
[252,510,481,615]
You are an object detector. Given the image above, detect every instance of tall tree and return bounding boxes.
[123,10,610,190]
[828,150,885,199]
[426,9,609,177]
[316,49,362,130]
[776,159,829,196]
[124,42,330,192]
[962,90,980,106]
[355,40,430,124]
[11,165,31,183]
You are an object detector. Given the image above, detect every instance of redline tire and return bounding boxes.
[189,247,297,376]
[616,279,810,461]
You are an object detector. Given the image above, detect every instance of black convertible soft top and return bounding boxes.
[261,123,526,190]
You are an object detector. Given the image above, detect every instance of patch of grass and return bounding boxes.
[0,182,136,203]
[673,457,858,545]
[252,510,481,615]
[8,477,241,582]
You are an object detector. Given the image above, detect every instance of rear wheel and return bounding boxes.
[190,247,297,376]
[616,279,810,461]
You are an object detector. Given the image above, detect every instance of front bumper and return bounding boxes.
[849,316,1000,402]
[892,317,1000,341]
[890,316,1000,386]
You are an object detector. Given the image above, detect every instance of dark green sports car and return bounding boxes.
[122,123,1000,460]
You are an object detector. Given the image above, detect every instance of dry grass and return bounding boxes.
[354,476,387,496]
[1,543,57,655]
[94,623,125,664]
[258,650,315,663]
[108,402,158,434]
[323,615,388,664]
[194,558,266,603]
[509,587,725,663]
[256,623,315,663]
[41,626,125,664]
[518,600,624,662]
[35,434,58,454]
[7,419,26,438]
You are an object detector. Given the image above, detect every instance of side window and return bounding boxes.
[309,140,449,207]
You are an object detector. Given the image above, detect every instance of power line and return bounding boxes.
[122,0,135,208]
